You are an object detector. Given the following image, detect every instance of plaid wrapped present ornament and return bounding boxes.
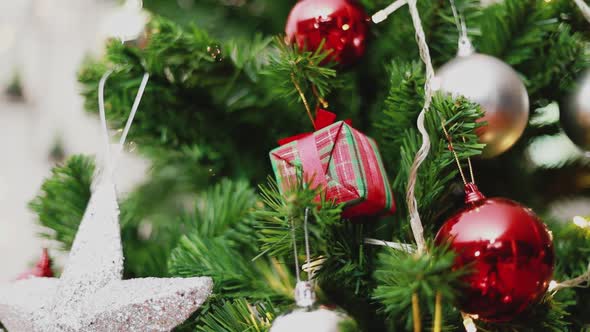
[269,109,396,218]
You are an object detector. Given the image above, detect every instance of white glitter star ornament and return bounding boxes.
[0,72,213,331]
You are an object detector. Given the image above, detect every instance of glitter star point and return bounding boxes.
[0,178,213,332]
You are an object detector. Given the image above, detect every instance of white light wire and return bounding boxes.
[372,0,407,23]
[404,0,436,254]
[573,0,590,23]
[365,0,436,254]
[363,238,415,253]
[291,208,314,282]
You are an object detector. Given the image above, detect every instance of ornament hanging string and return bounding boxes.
[290,217,301,282]
[449,0,466,39]
[303,208,312,277]
[311,84,329,109]
[289,207,318,307]
[448,0,474,56]
[464,138,476,183]
[441,123,471,185]
[436,0,478,186]
[445,5,481,330]
[98,71,114,165]
[98,70,150,175]
[291,208,314,282]
[290,73,317,130]
[573,0,590,23]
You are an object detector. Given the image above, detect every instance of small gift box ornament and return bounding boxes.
[269,109,396,218]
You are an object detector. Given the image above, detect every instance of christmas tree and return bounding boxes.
[6,0,590,330]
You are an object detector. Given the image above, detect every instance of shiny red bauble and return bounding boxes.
[285,0,369,66]
[17,248,54,280]
[435,184,554,322]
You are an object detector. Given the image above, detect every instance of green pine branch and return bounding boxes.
[256,178,343,261]
[78,17,289,186]
[417,95,486,223]
[168,179,295,300]
[364,0,481,68]
[552,220,590,279]
[29,155,94,249]
[376,60,485,232]
[374,61,425,168]
[426,0,483,66]
[195,298,276,332]
[475,0,542,60]
[255,178,385,330]
[550,219,590,328]
[28,154,185,277]
[263,37,338,111]
[373,243,468,330]
[62,2,590,330]
[78,17,270,150]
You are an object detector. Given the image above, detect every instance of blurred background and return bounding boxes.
[0,0,588,281]
[0,0,150,280]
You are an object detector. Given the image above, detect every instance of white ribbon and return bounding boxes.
[98,70,149,177]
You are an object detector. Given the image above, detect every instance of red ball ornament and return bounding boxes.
[435,184,554,322]
[17,248,54,280]
[285,0,369,66]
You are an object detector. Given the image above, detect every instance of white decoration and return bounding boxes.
[270,308,348,332]
[0,71,212,331]
[0,176,213,331]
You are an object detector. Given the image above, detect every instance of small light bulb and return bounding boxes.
[463,316,477,332]
[573,216,589,228]
[548,280,558,292]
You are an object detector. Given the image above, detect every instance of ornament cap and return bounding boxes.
[464,183,485,204]
[457,36,475,57]
[294,281,316,308]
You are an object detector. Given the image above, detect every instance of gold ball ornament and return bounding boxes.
[436,52,530,158]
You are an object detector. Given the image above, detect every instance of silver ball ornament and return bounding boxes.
[561,70,590,151]
[270,306,357,332]
[270,281,358,332]
[436,53,530,158]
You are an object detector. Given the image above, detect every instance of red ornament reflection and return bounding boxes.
[285,0,369,66]
[435,183,554,322]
